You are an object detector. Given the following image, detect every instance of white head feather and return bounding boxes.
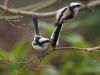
[70,2,81,16]
[70,2,81,7]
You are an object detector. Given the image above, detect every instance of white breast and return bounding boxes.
[32,37,49,51]
[73,8,79,17]
[32,43,49,51]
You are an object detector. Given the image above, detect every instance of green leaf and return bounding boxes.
[43,66,59,75]
[10,40,31,61]
[64,32,88,47]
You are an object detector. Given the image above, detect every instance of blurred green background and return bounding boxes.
[0,0,100,75]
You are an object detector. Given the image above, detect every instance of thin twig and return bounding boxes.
[55,46,100,52]
[4,0,8,7]
[0,15,22,19]
[39,46,100,63]
[17,0,57,11]
[0,57,28,64]
[0,13,31,30]
[4,17,22,29]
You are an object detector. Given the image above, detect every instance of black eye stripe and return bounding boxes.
[41,40,50,43]
[33,36,49,46]
[72,5,81,8]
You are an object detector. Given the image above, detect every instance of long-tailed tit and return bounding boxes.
[32,16,50,51]
[51,2,81,48]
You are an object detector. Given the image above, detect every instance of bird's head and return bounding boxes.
[69,2,81,8]
[69,2,81,16]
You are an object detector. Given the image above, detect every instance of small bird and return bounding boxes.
[32,16,50,51]
[51,2,81,48]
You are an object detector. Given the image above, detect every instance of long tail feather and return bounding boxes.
[32,16,40,35]
[51,23,62,48]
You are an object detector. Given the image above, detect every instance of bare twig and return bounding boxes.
[39,46,100,63]
[0,4,56,17]
[0,1,100,17]
[0,15,22,19]
[0,12,31,30]
[95,58,100,62]
[17,0,57,11]
[55,46,100,52]
[4,17,23,29]
[0,57,28,64]
[87,0,100,7]
[4,0,9,7]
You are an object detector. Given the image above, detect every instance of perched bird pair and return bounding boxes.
[32,2,81,51]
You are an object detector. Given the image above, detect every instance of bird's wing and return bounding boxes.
[55,6,70,26]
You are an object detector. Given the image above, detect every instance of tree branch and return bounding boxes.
[37,46,100,64]
[0,4,56,17]
[0,1,100,17]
